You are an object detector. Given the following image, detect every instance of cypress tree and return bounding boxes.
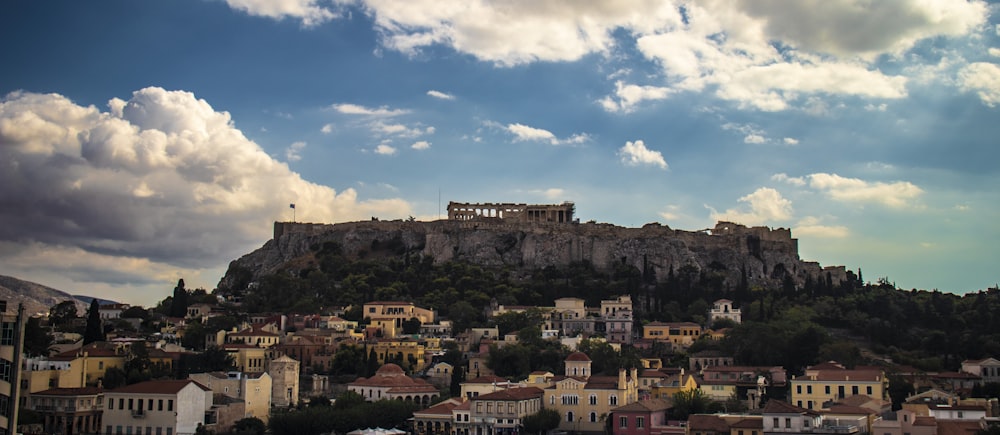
[83,299,104,345]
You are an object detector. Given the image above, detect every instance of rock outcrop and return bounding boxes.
[218,219,848,295]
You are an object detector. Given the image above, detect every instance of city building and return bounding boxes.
[348,363,439,405]
[0,301,25,435]
[103,379,212,435]
[188,371,272,423]
[709,299,742,325]
[268,355,300,408]
[643,322,702,350]
[28,386,103,435]
[469,387,544,435]
[790,363,887,410]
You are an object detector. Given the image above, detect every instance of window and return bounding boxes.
[957,412,964,418]
[589,395,597,405]
[99,361,104,370]
[561,395,579,405]
[590,412,597,423]
[158,400,163,411]
[167,400,173,412]
[796,385,802,394]
[773,418,779,428]
[148,399,153,411]
[867,386,873,395]
[567,412,574,423]
[609,395,618,405]
[109,399,114,410]
[620,417,628,428]
[785,418,791,428]
[0,322,14,345]
[128,398,134,410]
[0,359,12,383]
[825,386,831,394]
[852,386,859,395]
[637,417,645,428]
[119,399,124,410]
[807,386,812,394]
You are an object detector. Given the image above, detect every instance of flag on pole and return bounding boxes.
[289,203,295,209]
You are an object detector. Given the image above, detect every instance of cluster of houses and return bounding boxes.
[4,293,999,435]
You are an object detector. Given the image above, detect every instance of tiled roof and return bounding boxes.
[730,418,763,429]
[414,398,465,417]
[350,363,436,389]
[687,415,731,433]
[825,404,878,415]
[936,420,983,435]
[34,387,103,396]
[762,400,821,417]
[913,416,937,427]
[473,387,543,401]
[612,398,671,413]
[109,379,209,395]
[585,376,621,390]
[566,352,591,362]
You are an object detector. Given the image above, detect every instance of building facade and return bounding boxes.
[103,379,211,435]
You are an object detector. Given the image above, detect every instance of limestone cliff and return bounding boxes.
[217,219,847,295]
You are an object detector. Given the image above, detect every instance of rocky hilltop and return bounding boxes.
[218,219,848,295]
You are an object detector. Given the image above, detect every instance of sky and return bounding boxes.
[1,0,998,307]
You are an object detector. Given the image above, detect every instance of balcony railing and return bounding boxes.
[132,409,146,419]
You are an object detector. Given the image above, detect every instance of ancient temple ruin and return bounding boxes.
[446,201,576,223]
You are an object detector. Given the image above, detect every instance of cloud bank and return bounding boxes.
[0,87,411,292]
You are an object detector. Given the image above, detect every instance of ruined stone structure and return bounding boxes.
[235,209,852,307]
[446,201,576,223]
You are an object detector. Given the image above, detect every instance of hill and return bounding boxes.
[0,275,87,316]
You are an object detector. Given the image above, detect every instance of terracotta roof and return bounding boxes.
[349,363,436,389]
[687,415,731,433]
[913,416,937,427]
[474,387,544,401]
[584,376,621,390]
[566,352,591,362]
[936,420,983,435]
[612,398,671,413]
[414,398,465,417]
[805,369,882,382]
[109,379,209,395]
[730,418,763,429]
[825,404,878,416]
[34,387,103,396]
[762,400,821,417]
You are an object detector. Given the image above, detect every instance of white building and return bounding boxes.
[104,379,212,435]
[709,299,742,324]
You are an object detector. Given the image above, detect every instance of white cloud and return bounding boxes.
[618,140,667,169]
[723,123,770,144]
[370,120,433,138]
[375,144,397,155]
[865,103,888,112]
[505,123,588,145]
[599,81,674,113]
[958,62,1000,107]
[321,123,334,134]
[709,187,793,226]
[807,173,923,208]
[990,48,1000,58]
[794,216,849,238]
[522,188,566,201]
[0,87,412,300]
[427,90,456,100]
[771,173,806,186]
[744,134,767,144]
[782,137,799,145]
[331,103,409,117]
[224,0,338,27]
[411,140,431,150]
[659,204,682,221]
[285,141,306,162]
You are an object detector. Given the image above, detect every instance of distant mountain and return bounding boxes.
[0,275,89,316]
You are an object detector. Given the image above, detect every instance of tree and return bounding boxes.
[103,367,127,389]
[170,279,189,318]
[450,366,465,397]
[23,317,53,357]
[401,317,422,335]
[522,409,560,435]
[180,346,234,376]
[83,299,105,345]
[670,389,721,419]
[232,417,266,435]
[48,300,79,330]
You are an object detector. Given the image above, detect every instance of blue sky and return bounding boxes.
[1,0,998,307]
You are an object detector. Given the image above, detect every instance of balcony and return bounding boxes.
[132,409,146,419]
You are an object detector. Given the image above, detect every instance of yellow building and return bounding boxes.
[643,322,702,349]
[363,301,435,338]
[543,354,639,433]
[790,362,888,410]
[223,344,272,373]
[650,372,699,399]
[372,339,427,370]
